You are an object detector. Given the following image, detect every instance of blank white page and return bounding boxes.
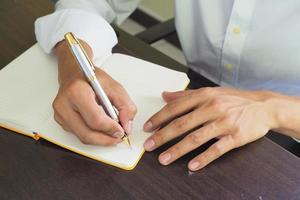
[0,45,58,137]
[0,45,189,170]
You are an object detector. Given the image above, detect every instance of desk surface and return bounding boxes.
[0,0,299,200]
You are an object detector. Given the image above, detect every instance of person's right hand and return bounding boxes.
[53,40,137,146]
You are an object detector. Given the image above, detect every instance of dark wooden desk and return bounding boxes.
[0,0,299,199]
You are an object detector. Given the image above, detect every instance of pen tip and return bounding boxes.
[123,132,132,149]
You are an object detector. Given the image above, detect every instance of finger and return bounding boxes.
[144,107,218,151]
[109,85,137,135]
[188,135,235,171]
[143,93,201,132]
[162,90,194,103]
[62,104,121,145]
[144,87,217,132]
[157,122,224,165]
[54,113,72,132]
[72,89,125,138]
[54,113,63,126]
[144,88,216,132]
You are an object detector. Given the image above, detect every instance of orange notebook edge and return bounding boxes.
[38,133,145,171]
[0,123,35,139]
[0,123,144,170]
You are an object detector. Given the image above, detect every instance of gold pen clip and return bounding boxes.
[64,32,95,71]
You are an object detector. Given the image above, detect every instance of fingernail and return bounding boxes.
[143,121,153,132]
[159,153,171,165]
[113,131,124,138]
[126,120,133,134]
[144,139,155,151]
[114,139,123,145]
[189,161,200,171]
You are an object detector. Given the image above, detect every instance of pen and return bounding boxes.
[64,32,131,148]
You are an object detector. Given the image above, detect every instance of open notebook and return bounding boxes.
[0,44,189,170]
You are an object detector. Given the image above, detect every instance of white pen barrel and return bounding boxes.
[71,45,95,76]
[90,77,119,121]
[70,44,119,121]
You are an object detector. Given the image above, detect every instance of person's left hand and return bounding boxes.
[143,87,279,171]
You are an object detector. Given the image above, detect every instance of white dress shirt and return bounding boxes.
[35,0,300,96]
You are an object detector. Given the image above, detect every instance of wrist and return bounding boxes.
[264,94,300,138]
[55,39,94,86]
[55,39,94,58]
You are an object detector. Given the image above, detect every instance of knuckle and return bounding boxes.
[213,143,224,157]
[53,113,60,123]
[153,132,165,145]
[220,116,231,127]
[61,125,70,132]
[233,125,242,134]
[208,122,218,132]
[52,99,60,112]
[172,118,186,130]
[52,98,65,116]
[209,98,226,113]
[187,133,202,145]
[189,110,198,121]
[63,126,71,132]
[170,145,182,157]
[90,115,106,130]
[165,101,178,113]
[78,134,91,145]
[188,123,217,145]
[199,87,214,96]
[221,115,236,130]
[225,135,236,147]
[222,112,232,120]
[210,98,223,108]
[128,104,138,115]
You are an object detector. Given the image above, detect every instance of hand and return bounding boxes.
[143,87,279,171]
[52,40,137,145]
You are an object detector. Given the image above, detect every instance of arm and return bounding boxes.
[34,0,140,145]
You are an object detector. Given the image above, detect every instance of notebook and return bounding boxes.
[0,44,189,170]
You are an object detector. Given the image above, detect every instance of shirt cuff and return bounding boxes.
[34,9,118,60]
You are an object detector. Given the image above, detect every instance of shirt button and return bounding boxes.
[232,27,241,35]
[224,64,234,71]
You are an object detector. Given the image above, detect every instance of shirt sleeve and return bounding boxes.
[34,0,140,60]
